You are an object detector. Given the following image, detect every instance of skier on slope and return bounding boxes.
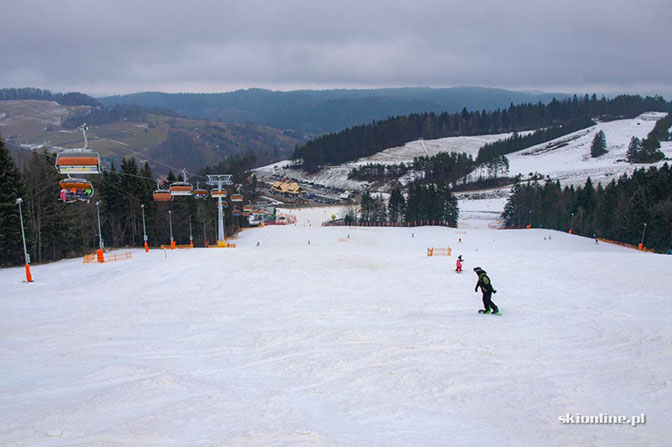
[456,255,463,273]
[474,267,499,314]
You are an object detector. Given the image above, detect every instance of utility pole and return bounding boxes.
[570,212,575,234]
[95,201,105,262]
[141,204,148,252]
[640,222,647,250]
[189,214,193,248]
[169,210,175,249]
[15,198,33,282]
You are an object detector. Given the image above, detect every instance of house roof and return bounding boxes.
[271,181,304,195]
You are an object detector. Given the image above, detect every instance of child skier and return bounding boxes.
[474,267,499,314]
[455,255,463,273]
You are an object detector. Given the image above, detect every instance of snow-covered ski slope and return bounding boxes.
[259,112,671,190]
[507,112,671,186]
[2,207,671,446]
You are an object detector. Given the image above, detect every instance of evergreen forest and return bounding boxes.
[502,166,672,253]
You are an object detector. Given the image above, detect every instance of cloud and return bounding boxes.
[1,0,670,96]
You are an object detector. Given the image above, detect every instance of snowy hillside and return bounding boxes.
[2,207,671,445]
[255,132,519,192]
[506,112,671,186]
[257,112,671,192]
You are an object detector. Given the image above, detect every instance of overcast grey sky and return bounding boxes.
[1,0,670,96]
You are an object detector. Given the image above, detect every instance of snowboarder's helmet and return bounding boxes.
[473,267,482,273]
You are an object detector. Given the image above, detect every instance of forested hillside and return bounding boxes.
[0,99,300,174]
[100,87,567,135]
[293,95,671,171]
[0,87,100,107]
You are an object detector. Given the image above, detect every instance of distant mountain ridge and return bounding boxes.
[99,87,570,135]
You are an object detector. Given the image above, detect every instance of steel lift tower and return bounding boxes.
[206,174,233,246]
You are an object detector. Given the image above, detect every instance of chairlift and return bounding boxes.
[154,190,172,201]
[231,194,243,202]
[55,125,102,174]
[59,178,94,203]
[242,211,250,217]
[193,183,209,199]
[170,169,193,196]
[211,189,227,198]
[232,208,241,216]
[153,179,173,202]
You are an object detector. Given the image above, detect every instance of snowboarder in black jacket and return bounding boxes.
[474,267,499,314]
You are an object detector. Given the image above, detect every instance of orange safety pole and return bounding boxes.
[97,249,105,263]
[25,264,33,282]
[144,241,149,252]
[170,240,176,249]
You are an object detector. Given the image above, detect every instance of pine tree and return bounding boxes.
[627,137,642,162]
[0,138,29,266]
[622,187,649,244]
[640,136,664,162]
[438,182,459,225]
[590,130,607,157]
[388,186,406,223]
[628,135,664,163]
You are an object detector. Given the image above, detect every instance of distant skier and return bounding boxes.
[455,255,463,273]
[474,267,499,314]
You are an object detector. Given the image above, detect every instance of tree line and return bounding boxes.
[0,136,256,267]
[356,182,459,227]
[348,163,412,182]
[62,104,180,128]
[0,87,100,107]
[475,117,595,163]
[501,165,672,253]
[293,94,671,172]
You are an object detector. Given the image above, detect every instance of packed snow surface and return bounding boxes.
[1,207,671,446]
